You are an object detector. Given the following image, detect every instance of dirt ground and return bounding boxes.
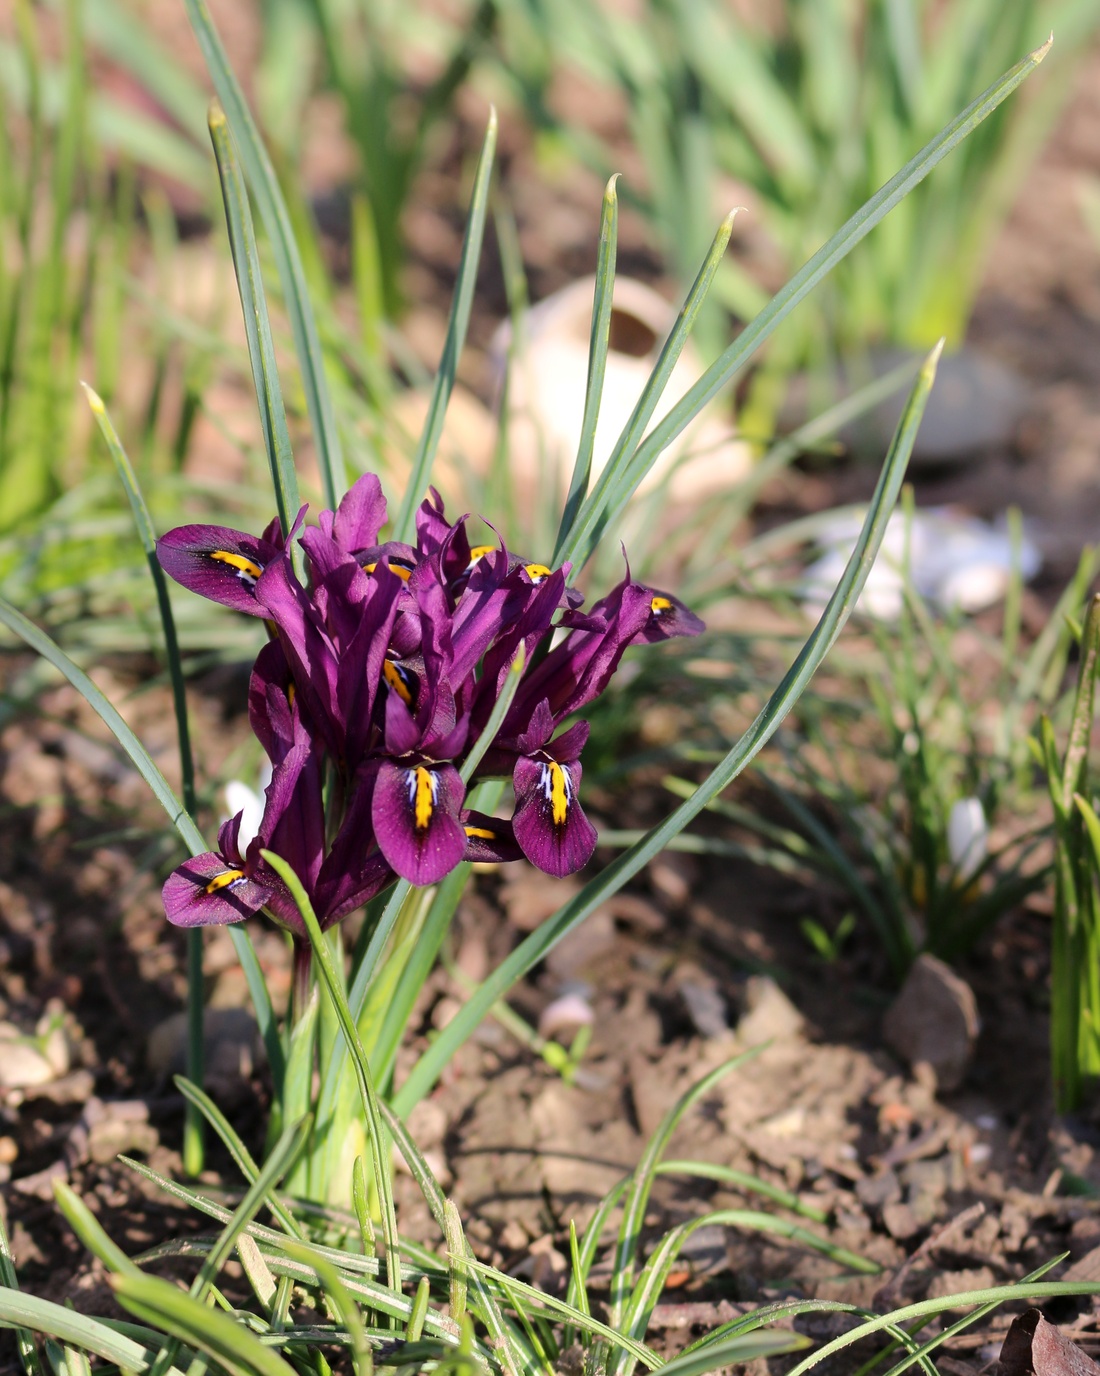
[4,16,1100,1376]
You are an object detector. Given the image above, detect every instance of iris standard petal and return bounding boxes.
[371,760,467,885]
[512,756,597,878]
[332,472,388,555]
[162,852,273,927]
[157,524,281,616]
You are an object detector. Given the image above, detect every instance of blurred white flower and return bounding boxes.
[801,506,1040,621]
[948,796,988,883]
[223,761,272,854]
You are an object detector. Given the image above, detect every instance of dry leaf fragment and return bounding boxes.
[999,1309,1100,1376]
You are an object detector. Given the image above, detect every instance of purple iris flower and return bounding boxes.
[155,472,704,930]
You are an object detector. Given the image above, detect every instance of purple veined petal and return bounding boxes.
[316,850,395,928]
[544,717,590,762]
[301,527,373,648]
[512,756,597,878]
[372,759,467,885]
[250,736,326,897]
[333,472,388,555]
[248,640,297,762]
[461,810,523,864]
[255,555,342,758]
[510,699,555,756]
[509,581,652,725]
[414,487,453,559]
[217,812,246,865]
[471,573,569,735]
[162,852,273,928]
[314,763,393,925]
[630,589,706,644]
[157,524,282,616]
[383,686,424,756]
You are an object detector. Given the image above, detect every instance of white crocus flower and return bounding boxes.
[223,761,273,854]
[947,796,988,884]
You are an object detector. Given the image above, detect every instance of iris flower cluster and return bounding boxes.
[157,474,703,937]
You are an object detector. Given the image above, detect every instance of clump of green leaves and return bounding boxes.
[1036,593,1100,1112]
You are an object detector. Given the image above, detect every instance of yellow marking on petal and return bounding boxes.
[651,596,672,614]
[210,550,263,582]
[548,761,569,827]
[468,544,495,565]
[383,659,413,705]
[414,767,435,831]
[364,559,412,582]
[205,868,245,894]
[465,825,496,840]
[287,683,296,708]
[525,563,553,582]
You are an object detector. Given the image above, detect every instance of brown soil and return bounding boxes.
[5,13,1100,1376]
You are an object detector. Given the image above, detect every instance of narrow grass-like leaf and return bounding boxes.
[554,175,619,558]
[655,1160,827,1223]
[618,1209,875,1376]
[392,112,497,543]
[82,384,206,1173]
[457,1258,661,1369]
[393,342,941,1114]
[190,1113,311,1303]
[173,1077,303,1239]
[208,103,298,541]
[0,599,284,1087]
[608,1052,762,1329]
[52,1181,143,1279]
[260,851,401,1297]
[0,1290,182,1376]
[0,1194,44,1376]
[460,648,524,784]
[111,1273,298,1376]
[656,1330,809,1376]
[183,0,343,508]
[561,41,1048,572]
[282,1240,372,1376]
[556,209,737,570]
[787,1281,1100,1376]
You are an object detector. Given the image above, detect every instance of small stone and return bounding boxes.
[882,955,979,1092]
[856,1170,902,1209]
[679,979,728,1039]
[882,1201,921,1240]
[0,1033,55,1089]
[147,1007,262,1099]
[648,854,697,908]
[735,976,804,1046]
[0,1137,17,1165]
[499,1220,528,1251]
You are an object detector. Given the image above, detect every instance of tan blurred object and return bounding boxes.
[489,276,751,503]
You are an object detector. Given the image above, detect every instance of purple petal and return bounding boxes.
[217,813,245,864]
[631,589,706,644]
[512,756,597,878]
[371,760,467,885]
[315,767,396,923]
[157,525,281,616]
[248,641,297,762]
[333,473,388,554]
[461,811,523,864]
[254,555,342,757]
[544,718,590,762]
[162,852,272,927]
[509,581,652,724]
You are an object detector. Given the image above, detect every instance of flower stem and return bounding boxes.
[292,939,313,1025]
